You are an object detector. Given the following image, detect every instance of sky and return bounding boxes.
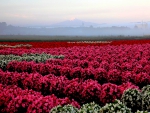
[0,0,150,26]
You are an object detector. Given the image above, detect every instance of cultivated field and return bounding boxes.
[1,38,150,112]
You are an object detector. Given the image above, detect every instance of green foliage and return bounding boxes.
[22,53,64,62]
[54,55,64,59]
[79,102,101,113]
[0,53,65,69]
[141,85,150,95]
[50,105,79,113]
[0,44,32,48]
[0,60,8,70]
[121,88,142,112]
[141,85,150,111]
[100,99,131,113]
[142,92,150,111]
[135,110,148,113]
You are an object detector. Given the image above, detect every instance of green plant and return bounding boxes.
[50,105,79,113]
[141,85,150,95]
[0,53,65,70]
[121,88,142,112]
[79,102,101,113]
[135,110,148,113]
[100,99,131,113]
[0,60,8,70]
[142,92,150,111]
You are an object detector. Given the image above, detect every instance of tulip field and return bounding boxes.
[1,39,150,112]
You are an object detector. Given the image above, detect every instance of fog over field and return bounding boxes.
[0,20,150,37]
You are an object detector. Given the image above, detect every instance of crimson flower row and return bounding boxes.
[0,70,139,105]
[0,43,150,60]
[1,40,150,48]
[4,60,150,87]
[0,83,80,113]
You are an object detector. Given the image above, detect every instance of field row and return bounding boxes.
[0,70,139,104]
[1,82,150,112]
[1,39,150,48]
[0,83,80,113]
[0,60,149,88]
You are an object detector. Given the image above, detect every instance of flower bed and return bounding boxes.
[1,39,150,48]
[1,40,150,112]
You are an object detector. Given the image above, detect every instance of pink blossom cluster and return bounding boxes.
[64,79,139,105]
[0,84,42,113]
[0,71,68,97]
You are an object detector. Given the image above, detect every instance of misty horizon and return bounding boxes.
[2,17,150,28]
[0,21,150,37]
[1,19,150,29]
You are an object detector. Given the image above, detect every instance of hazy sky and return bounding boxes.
[0,0,150,26]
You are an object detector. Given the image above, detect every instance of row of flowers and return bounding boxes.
[0,70,140,105]
[1,39,150,48]
[51,86,150,112]
[0,44,32,49]
[3,60,150,88]
[0,53,64,68]
[1,42,150,57]
[0,83,80,113]
[0,53,64,61]
[1,83,150,113]
[50,100,149,113]
[0,41,111,49]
